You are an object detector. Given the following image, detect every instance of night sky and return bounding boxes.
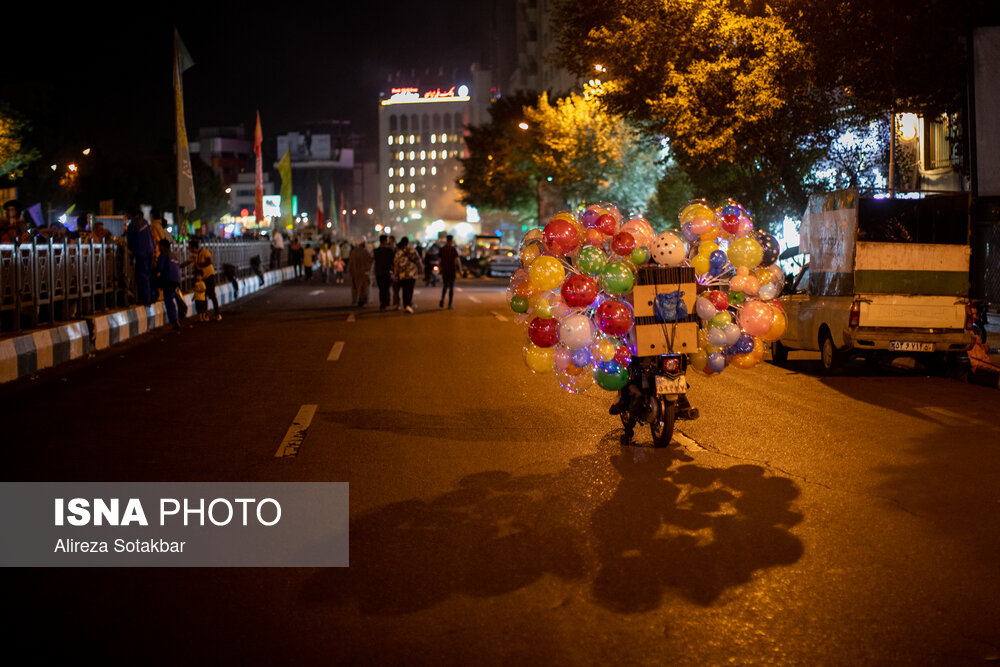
[2,2,498,160]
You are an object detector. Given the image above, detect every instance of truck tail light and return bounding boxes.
[662,356,681,373]
[849,301,861,328]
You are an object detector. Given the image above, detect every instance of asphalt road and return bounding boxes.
[3,276,1000,665]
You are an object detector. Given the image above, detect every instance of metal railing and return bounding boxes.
[0,239,277,333]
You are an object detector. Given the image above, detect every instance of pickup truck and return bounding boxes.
[772,189,975,373]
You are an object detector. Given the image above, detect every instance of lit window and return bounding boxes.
[389,184,394,193]
[409,183,415,193]
[397,151,404,160]
[397,135,403,144]
[440,133,446,142]
[420,167,426,175]
[430,150,437,160]
[408,151,415,160]
[420,151,426,160]
[408,134,415,144]
[410,199,417,208]
[409,167,415,176]
[431,166,437,175]
[420,199,426,208]
[430,135,436,144]
[388,168,394,177]
[399,199,405,209]
[389,200,395,210]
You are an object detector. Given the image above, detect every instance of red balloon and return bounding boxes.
[560,274,599,308]
[595,300,633,336]
[614,345,632,366]
[527,317,560,348]
[596,214,616,236]
[543,218,579,255]
[705,290,729,311]
[721,216,740,235]
[583,228,604,247]
[611,231,636,256]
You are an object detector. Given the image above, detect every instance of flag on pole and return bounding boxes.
[277,148,293,230]
[339,191,346,238]
[254,111,263,225]
[316,182,324,230]
[173,29,196,212]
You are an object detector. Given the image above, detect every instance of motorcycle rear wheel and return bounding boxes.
[650,398,676,447]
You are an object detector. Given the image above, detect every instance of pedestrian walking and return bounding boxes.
[154,239,187,330]
[318,243,334,283]
[183,237,220,320]
[303,243,316,281]
[334,255,345,283]
[438,234,462,309]
[289,237,304,278]
[271,230,284,268]
[393,236,422,313]
[372,234,395,311]
[347,238,373,307]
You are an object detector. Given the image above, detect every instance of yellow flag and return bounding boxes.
[278,148,293,229]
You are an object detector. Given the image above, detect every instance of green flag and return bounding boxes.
[277,148,292,229]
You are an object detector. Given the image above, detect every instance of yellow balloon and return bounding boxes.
[528,255,566,291]
[679,202,714,226]
[551,211,577,225]
[699,241,720,256]
[760,308,787,342]
[520,242,543,266]
[535,297,555,318]
[691,254,710,275]
[730,352,757,369]
[705,343,721,355]
[523,344,554,374]
[523,228,544,244]
[593,339,616,362]
[751,337,766,361]
[690,348,708,371]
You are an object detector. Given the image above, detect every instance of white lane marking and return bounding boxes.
[469,296,481,303]
[347,313,356,322]
[327,341,345,361]
[274,404,318,458]
[309,290,324,296]
[491,311,509,322]
[456,287,464,292]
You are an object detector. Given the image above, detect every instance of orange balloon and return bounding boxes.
[513,280,538,300]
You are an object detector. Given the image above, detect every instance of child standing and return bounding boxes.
[334,256,345,284]
[194,270,209,321]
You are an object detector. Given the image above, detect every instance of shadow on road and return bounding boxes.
[302,434,803,615]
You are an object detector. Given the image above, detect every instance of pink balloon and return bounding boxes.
[739,300,774,337]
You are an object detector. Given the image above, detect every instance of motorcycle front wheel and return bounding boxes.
[650,397,676,447]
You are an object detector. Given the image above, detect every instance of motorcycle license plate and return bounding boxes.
[890,341,934,352]
[655,375,686,395]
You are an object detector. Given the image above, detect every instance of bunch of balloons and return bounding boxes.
[677,199,786,375]
[508,198,786,393]
[509,204,651,394]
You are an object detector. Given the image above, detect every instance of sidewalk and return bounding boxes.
[1,266,295,384]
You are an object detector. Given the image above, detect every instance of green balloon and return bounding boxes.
[510,295,529,313]
[710,311,732,329]
[728,291,746,305]
[576,246,607,275]
[600,261,635,295]
[630,246,650,265]
[594,364,629,391]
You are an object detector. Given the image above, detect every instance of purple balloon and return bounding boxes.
[707,352,726,373]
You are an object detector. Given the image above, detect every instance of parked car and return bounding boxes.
[485,247,519,277]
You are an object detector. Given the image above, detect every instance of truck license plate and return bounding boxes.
[655,375,686,395]
[890,341,934,352]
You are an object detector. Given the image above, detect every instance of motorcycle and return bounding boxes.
[424,260,440,287]
[615,352,699,447]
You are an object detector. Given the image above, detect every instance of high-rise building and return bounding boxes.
[190,126,253,187]
[507,0,577,97]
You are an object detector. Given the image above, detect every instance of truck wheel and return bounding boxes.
[820,332,844,374]
[771,340,788,364]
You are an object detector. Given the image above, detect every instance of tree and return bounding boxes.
[0,102,40,181]
[458,89,666,226]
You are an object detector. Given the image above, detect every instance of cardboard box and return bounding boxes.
[632,317,700,356]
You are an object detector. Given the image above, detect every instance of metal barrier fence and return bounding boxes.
[984,223,1000,312]
[0,239,276,333]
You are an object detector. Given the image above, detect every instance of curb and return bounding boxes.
[1,266,295,384]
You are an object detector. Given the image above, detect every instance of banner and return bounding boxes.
[254,111,263,224]
[173,29,196,212]
[277,149,293,230]
[316,182,324,230]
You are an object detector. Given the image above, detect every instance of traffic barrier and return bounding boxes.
[0,321,91,383]
[1,265,295,383]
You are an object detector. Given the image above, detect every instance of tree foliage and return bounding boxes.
[0,103,40,181]
[458,89,666,226]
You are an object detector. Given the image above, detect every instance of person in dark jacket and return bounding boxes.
[372,235,395,311]
[154,240,187,330]
[126,210,156,305]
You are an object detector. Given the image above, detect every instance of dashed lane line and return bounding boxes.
[347,313,356,322]
[491,311,509,322]
[309,290,324,296]
[327,341,345,361]
[469,295,481,303]
[274,404,318,458]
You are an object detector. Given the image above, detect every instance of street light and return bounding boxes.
[518,122,529,131]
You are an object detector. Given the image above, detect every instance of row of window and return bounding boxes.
[392,150,459,161]
[387,134,458,146]
[388,112,463,133]
[388,199,427,211]
[389,166,438,178]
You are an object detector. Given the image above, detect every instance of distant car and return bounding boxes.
[485,247,519,277]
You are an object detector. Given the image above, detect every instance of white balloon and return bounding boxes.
[559,312,594,349]
[758,283,779,301]
[724,322,742,345]
[651,231,686,267]
[695,296,717,321]
[707,327,727,346]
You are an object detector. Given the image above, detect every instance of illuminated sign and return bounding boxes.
[382,84,471,106]
[262,195,281,217]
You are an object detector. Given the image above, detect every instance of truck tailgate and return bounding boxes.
[859,295,967,329]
